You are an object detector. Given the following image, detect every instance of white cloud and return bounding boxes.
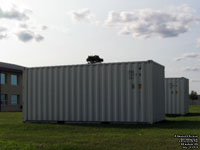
[41,25,48,30]
[197,38,200,48]
[0,34,7,39]
[18,23,48,32]
[69,8,98,24]
[104,4,200,39]
[19,23,28,29]
[13,24,46,42]
[0,6,30,21]
[35,34,44,42]
[191,79,200,82]
[0,26,7,39]
[16,30,44,42]
[177,53,200,72]
[173,52,200,61]
[0,2,47,42]
[16,30,34,42]
[182,66,200,72]
[0,26,7,32]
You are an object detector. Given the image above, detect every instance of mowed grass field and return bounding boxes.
[0,105,200,150]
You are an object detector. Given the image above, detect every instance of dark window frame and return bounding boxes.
[11,94,19,105]
[0,73,6,85]
[0,94,8,105]
[11,74,18,86]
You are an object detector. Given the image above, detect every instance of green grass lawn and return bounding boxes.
[0,105,200,150]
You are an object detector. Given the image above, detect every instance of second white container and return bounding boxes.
[165,77,189,115]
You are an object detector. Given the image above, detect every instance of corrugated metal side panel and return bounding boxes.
[165,79,168,114]
[184,79,189,114]
[165,78,189,115]
[23,70,27,121]
[180,79,184,114]
[152,63,165,123]
[23,61,164,123]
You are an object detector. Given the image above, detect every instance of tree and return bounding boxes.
[86,55,103,64]
[190,91,198,100]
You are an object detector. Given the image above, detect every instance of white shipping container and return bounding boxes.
[23,60,165,124]
[165,78,189,115]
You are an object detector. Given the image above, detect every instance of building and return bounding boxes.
[23,60,165,124]
[0,62,24,112]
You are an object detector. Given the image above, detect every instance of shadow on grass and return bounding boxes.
[185,113,200,117]
[166,113,200,117]
[68,120,200,130]
[18,112,200,130]
[67,112,200,130]
[155,120,200,129]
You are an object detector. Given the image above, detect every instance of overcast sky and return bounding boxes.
[0,0,200,93]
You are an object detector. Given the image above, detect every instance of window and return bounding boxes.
[11,95,19,105]
[11,75,18,85]
[0,94,8,105]
[0,73,6,84]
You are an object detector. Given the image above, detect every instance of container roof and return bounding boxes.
[26,60,164,69]
[165,77,189,80]
[0,62,25,72]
